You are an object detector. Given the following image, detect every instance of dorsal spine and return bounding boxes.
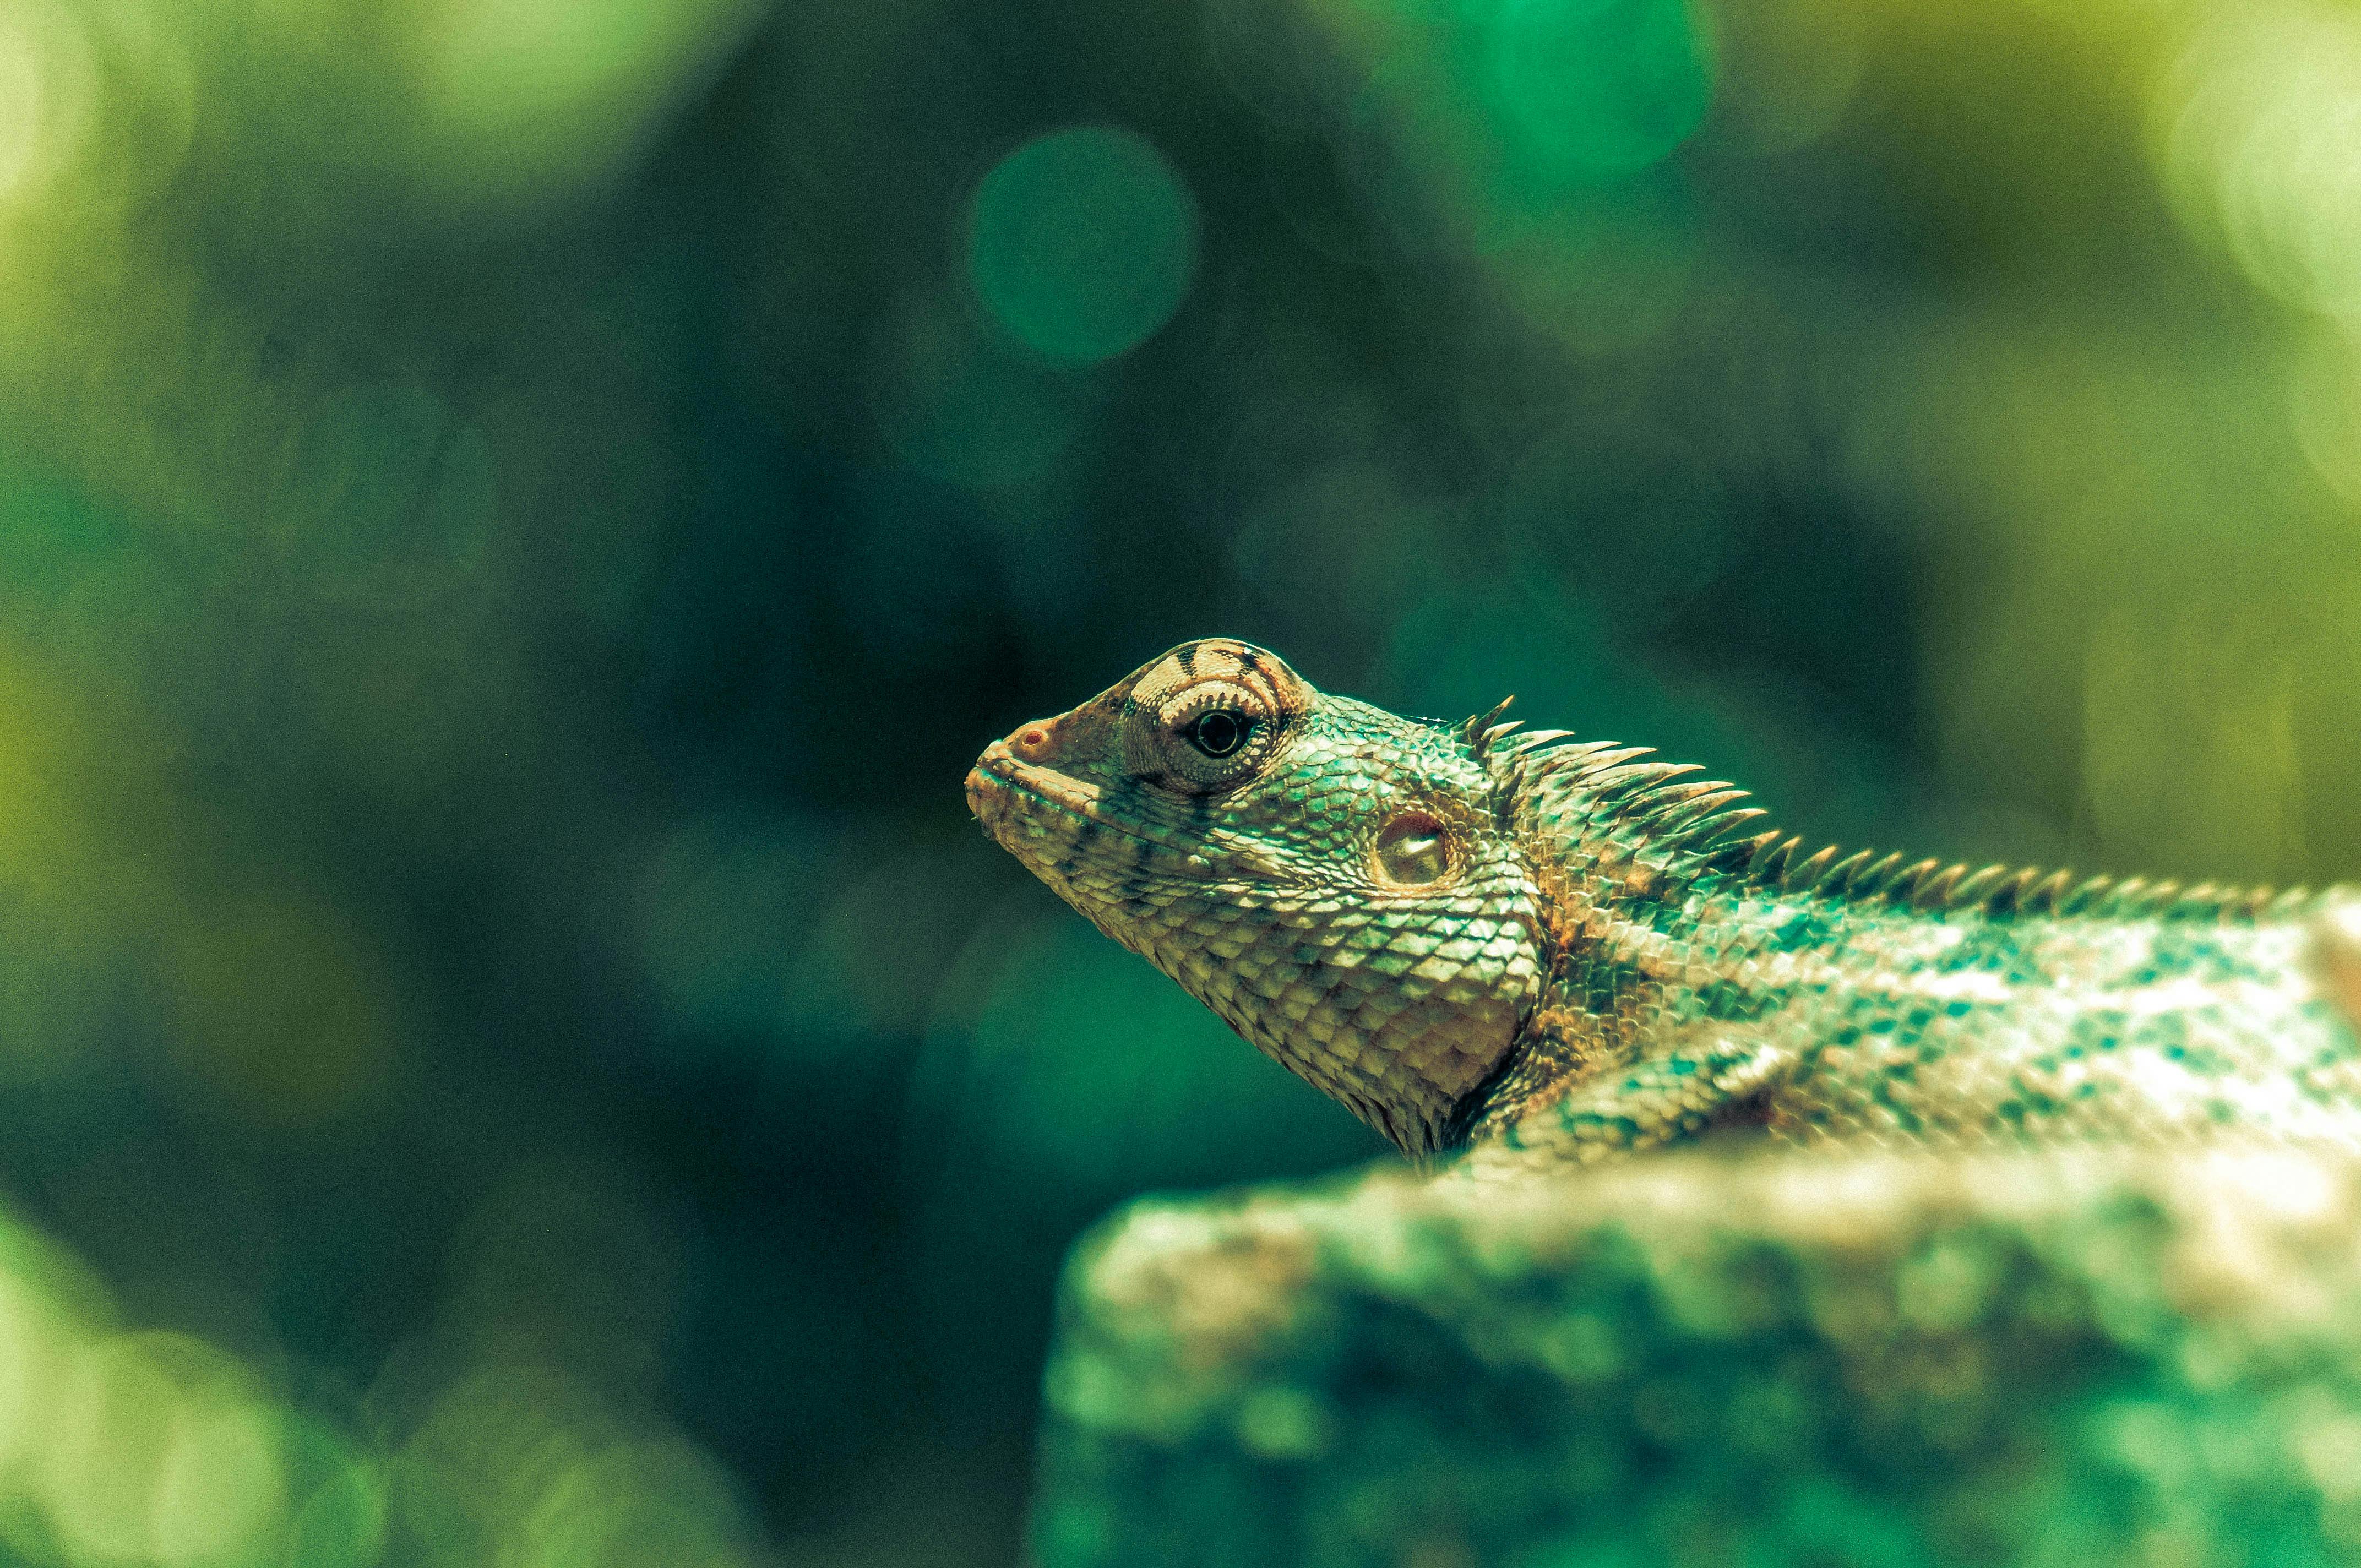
[1462,700,2306,927]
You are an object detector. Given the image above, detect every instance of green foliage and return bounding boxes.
[970,127,1201,364]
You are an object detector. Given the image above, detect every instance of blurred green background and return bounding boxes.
[0,0,2356,1562]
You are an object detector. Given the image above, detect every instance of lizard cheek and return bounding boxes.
[1373,812,1455,887]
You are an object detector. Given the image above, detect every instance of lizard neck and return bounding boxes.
[1451,850,1783,1145]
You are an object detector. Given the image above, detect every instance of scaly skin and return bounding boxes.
[966,639,2361,1166]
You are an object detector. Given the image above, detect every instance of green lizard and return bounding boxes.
[966,639,2361,1166]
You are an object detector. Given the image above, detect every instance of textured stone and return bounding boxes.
[1032,1147,2361,1567]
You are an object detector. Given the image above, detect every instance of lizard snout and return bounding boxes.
[965,739,1018,835]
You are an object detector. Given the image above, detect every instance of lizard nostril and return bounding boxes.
[1018,726,1050,754]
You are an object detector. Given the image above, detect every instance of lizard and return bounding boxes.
[965,638,2361,1168]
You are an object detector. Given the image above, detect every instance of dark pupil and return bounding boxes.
[1191,710,1245,758]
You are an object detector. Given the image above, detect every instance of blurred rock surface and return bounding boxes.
[1034,1143,2361,1567]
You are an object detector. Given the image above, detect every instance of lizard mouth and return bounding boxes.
[965,741,1120,858]
[966,738,1207,899]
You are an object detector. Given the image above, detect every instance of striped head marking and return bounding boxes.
[966,638,1544,1155]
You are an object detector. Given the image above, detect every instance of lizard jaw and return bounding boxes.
[965,737,1141,869]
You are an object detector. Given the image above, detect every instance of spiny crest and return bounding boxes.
[1732,833,2298,922]
[1462,698,2302,924]
[1464,698,1767,864]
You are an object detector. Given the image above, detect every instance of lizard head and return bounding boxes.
[966,638,1544,1155]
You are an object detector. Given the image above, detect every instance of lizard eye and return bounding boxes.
[1189,710,1247,758]
[1150,680,1279,790]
